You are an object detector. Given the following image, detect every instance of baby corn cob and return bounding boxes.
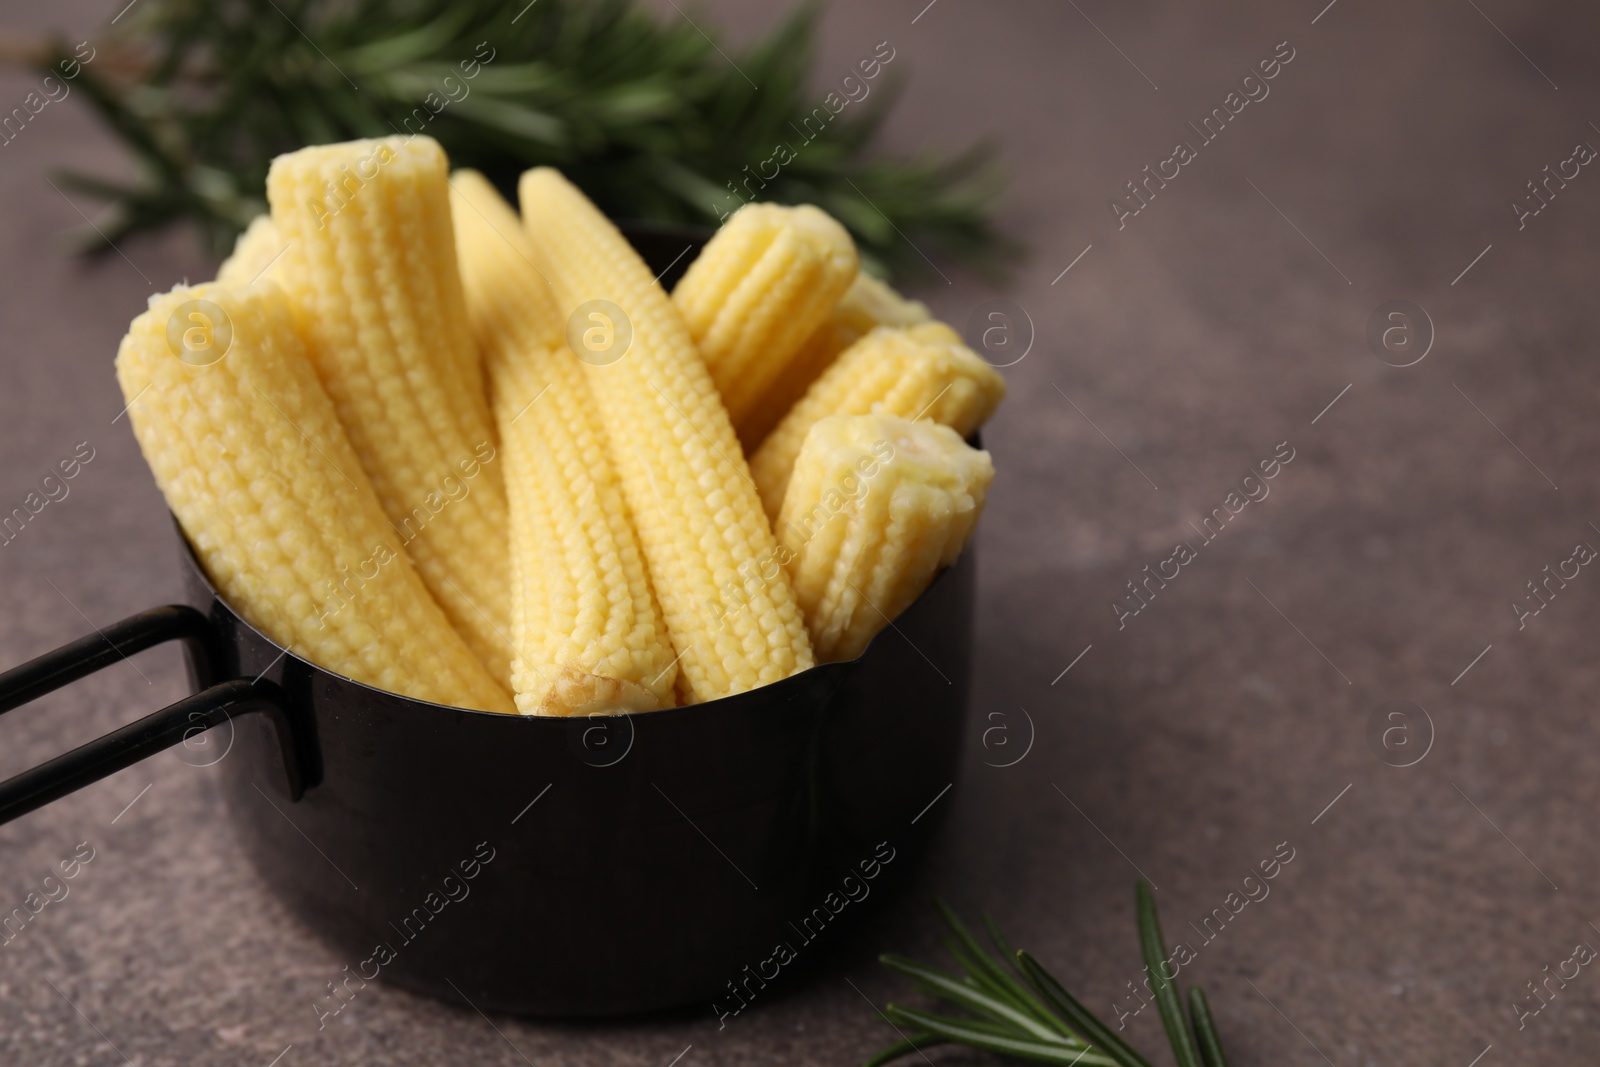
[266,136,514,684]
[749,322,1006,518]
[116,282,515,714]
[671,202,858,435]
[741,272,930,446]
[777,414,994,662]
[217,215,287,286]
[518,168,815,702]
[827,271,932,338]
[450,169,677,714]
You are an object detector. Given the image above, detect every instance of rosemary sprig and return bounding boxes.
[867,881,1232,1067]
[12,0,1013,277]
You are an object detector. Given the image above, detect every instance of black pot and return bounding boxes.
[0,227,977,1018]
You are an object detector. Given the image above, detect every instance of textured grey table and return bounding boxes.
[2,1,1599,1064]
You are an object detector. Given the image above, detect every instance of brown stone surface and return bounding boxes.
[2,0,1599,1064]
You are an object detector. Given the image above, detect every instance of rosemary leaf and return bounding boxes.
[879,954,1070,1044]
[861,1033,944,1067]
[1186,988,1230,1067]
[886,1006,1119,1067]
[1136,881,1203,1067]
[1014,951,1155,1067]
[936,901,1073,1038]
[985,912,1020,960]
[942,937,1019,1003]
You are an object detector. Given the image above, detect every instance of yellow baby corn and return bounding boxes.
[671,202,857,436]
[266,136,514,684]
[217,216,287,286]
[517,167,815,702]
[829,271,932,338]
[777,414,994,662]
[116,282,515,714]
[741,272,930,446]
[450,169,677,714]
[749,322,1006,518]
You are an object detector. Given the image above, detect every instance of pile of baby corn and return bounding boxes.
[114,136,1004,716]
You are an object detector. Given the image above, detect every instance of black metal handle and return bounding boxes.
[0,606,313,825]
[0,605,221,714]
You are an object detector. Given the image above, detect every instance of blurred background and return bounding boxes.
[3,1,1600,1064]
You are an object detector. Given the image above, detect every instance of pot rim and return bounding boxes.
[174,518,959,724]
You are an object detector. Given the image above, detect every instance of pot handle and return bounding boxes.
[0,605,314,826]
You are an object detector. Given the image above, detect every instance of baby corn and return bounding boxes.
[450,170,678,714]
[741,272,930,446]
[217,216,287,286]
[749,322,1006,518]
[116,282,515,714]
[518,168,814,702]
[672,202,857,436]
[777,414,994,662]
[266,136,514,684]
